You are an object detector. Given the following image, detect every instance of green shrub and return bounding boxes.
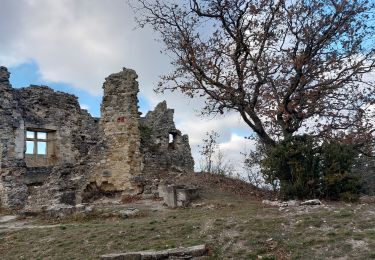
[320,141,361,201]
[262,135,320,199]
[352,155,375,196]
[261,135,362,201]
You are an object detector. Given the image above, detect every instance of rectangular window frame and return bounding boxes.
[25,128,57,167]
[25,130,48,156]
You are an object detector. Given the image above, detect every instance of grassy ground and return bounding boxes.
[0,174,374,259]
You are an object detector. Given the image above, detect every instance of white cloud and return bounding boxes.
[80,104,90,110]
[174,111,255,171]
[219,133,255,155]
[0,0,171,96]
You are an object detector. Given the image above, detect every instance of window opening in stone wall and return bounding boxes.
[169,133,174,144]
[169,133,177,150]
[26,131,47,155]
[25,129,56,167]
[26,140,35,155]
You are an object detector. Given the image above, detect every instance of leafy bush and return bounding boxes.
[352,155,375,196]
[261,135,362,201]
[320,142,361,201]
[262,135,320,199]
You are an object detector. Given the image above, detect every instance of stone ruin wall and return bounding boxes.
[0,66,194,211]
[0,66,100,209]
[138,101,194,195]
[141,101,194,175]
[89,69,142,194]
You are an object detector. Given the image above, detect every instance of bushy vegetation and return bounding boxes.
[261,135,362,201]
[353,155,375,196]
[320,141,361,201]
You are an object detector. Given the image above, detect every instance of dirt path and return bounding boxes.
[0,215,61,232]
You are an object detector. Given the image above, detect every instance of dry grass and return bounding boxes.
[176,172,275,199]
[0,173,374,259]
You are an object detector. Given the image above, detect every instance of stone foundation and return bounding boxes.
[101,244,208,260]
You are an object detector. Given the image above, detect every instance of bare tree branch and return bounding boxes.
[133,0,375,150]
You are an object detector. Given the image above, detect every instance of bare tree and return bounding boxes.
[198,130,219,172]
[212,148,236,176]
[198,130,236,175]
[133,0,375,150]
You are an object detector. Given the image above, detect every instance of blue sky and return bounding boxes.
[8,61,152,117]
[9,61,102,117]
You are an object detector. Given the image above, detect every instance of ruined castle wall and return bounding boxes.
[140,101,194,178]
[0,66,194,211]
[13,86,99,165]
[0,66,28,208]
[88,68,142,193]
[0,67,24,164]
[0,67,100,209]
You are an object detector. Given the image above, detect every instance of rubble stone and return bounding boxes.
[120,208,140,218]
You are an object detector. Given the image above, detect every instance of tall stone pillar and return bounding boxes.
[94,68,142,193]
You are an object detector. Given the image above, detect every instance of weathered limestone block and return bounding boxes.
[120,208,140,218]
[157,183,168,199]
[165,185,177,208]
[159,184,199,208]
[300,199,322,206]
[176,187,199,207]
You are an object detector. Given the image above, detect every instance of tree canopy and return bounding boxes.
[134,0,375,150]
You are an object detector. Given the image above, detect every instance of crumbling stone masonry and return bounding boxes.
[137,101,195,194]
[91,69,142,193]
[0,66,194,211]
